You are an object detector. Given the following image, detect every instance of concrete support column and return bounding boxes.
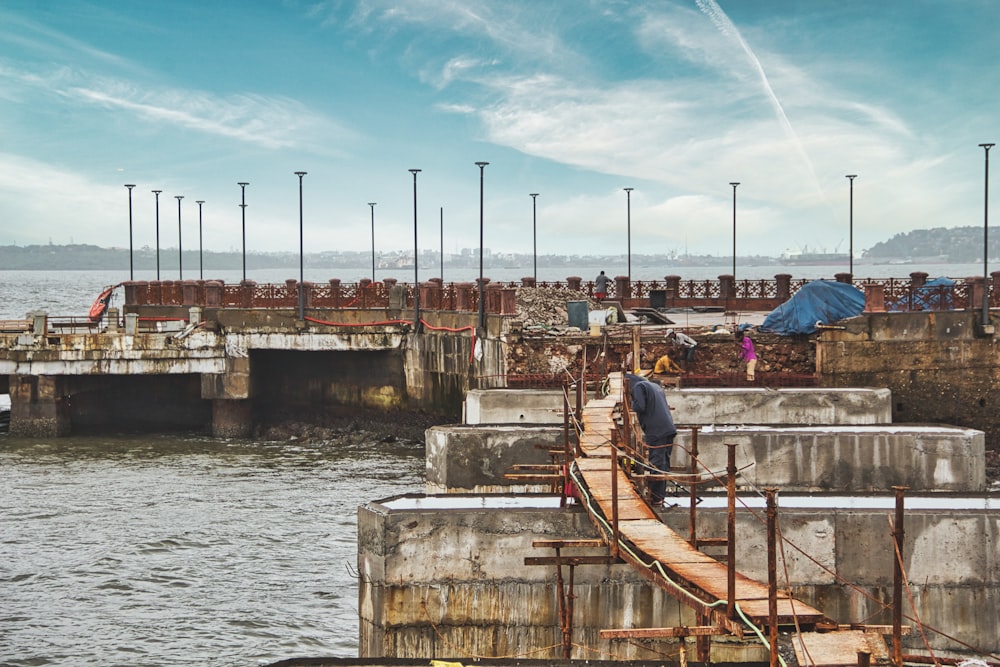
[212,399,253,439]
[9,375,71,437]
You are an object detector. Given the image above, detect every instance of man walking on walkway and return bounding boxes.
[625,373,676,506]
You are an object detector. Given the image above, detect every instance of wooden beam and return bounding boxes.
[532,539,606,548]
[601,625,725,639]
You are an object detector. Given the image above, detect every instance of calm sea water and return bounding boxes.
[0,435,425,667]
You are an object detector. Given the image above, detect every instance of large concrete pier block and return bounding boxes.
[463,389,565,425]
[665,387,892,425]
[673,424,986,492]
[425,425,564,493]
[8,374,71,437]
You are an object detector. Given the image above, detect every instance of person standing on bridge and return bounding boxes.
[625,373,676,506]
[594,270,610,301]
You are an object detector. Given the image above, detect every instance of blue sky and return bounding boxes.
[1,0,996,260]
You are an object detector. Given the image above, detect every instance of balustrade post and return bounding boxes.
[664,275,681,305]
[991,271,1000,307]
[614,275,631,301]
[181,280,199,306]
[864,283,886,313]
[566,276,582,292]
[239,280,256,308]
[909,271,929,289]
[521,276,536,288]
[718,274,735,299]
[966,276,986,312]
[204,280,222,307]
[834,272,853,284]
[775,273,792,301]
[420,281,442,310]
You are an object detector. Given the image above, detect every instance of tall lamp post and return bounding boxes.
[623,187,634,282]
[530,193,539,284]
[294,172,307,321]
[238,182,249,282]
[729,182,740,282]
[175,195,184,279]
[152,190,162,280]
[368,202,377,283]
[440,206,444,282]
[196,200,205,280]
[846,175,858,277]
[980,143,994,326]
[125,184,136,280]
[476,162,489,331]
[409,169,422,332]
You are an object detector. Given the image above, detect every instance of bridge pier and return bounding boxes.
[212,399,253,439]
[8,374,71,437]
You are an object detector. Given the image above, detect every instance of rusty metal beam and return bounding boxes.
[532,539,606,548]
[600,625,725,639]
[524,555,618,566]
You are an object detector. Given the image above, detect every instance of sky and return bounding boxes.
[0,0,997,261]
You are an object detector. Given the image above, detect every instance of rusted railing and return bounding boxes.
[119,269,1000,314]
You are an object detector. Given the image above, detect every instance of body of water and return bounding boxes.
[0,434,425,667]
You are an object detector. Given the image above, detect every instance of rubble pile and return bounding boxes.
[515,287,598,328]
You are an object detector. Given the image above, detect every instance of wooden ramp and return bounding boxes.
[569,375,890,664]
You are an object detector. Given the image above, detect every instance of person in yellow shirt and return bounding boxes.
[652,353,684,375]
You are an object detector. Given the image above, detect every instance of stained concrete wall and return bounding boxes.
[463,389,566,425]
[672,424,986,493]
[816,310,1000,447]
[358,498,1000,659]
[425,425,564,493]
[665,387,893,426]
[358,498,767,662]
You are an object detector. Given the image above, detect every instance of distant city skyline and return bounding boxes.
[0,1,996,262]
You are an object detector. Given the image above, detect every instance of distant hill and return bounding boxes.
[864,226,998,262]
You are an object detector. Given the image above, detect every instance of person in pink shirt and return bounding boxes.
[737,330,757,381]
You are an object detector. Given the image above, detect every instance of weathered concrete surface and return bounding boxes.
[817,310,1000,448]
[358,497,767,662]
[673,424,986,492]
[665,387,893,425]
[358,497,1000,659]
[425,425,564,493]
[463,389,566,425]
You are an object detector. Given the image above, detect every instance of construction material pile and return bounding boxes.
[515,287,599,328]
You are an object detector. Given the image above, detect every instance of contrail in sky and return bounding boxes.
[695,0,824,197]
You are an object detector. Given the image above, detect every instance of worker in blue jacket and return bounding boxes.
[625,373,676,506]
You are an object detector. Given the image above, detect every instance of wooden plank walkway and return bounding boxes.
[570,373,890,664]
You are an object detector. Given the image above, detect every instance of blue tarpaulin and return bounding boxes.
[887,276,955,311]
[761,281,865,335]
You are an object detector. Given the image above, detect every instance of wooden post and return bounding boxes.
[726,442,738,620]
[892,486,908,667]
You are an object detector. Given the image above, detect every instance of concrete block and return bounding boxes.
[673,424,985,492]
[463,389,566,425]
[425,424,564,493]
[665,387,893,425]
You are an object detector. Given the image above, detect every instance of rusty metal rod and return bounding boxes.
[766,487,779,667]
[689,426,700,547]
[892,485,908,667]
[726,442,737,620]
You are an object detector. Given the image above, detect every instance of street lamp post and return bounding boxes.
[368,202,377,283]
[730,182,740,282]
[476,162,489,331]
[175,196,184,280]
[846,175,858,277]
[530,193,539,284]
[238,182,249,282]
[624,188,634,282]
[409,169,422,332]
[196,200,205,280]
[152,190,162,280]
[440,206,444,282]
[980,143,994,326]
[294,172,307,321]
[125,184,136,280]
